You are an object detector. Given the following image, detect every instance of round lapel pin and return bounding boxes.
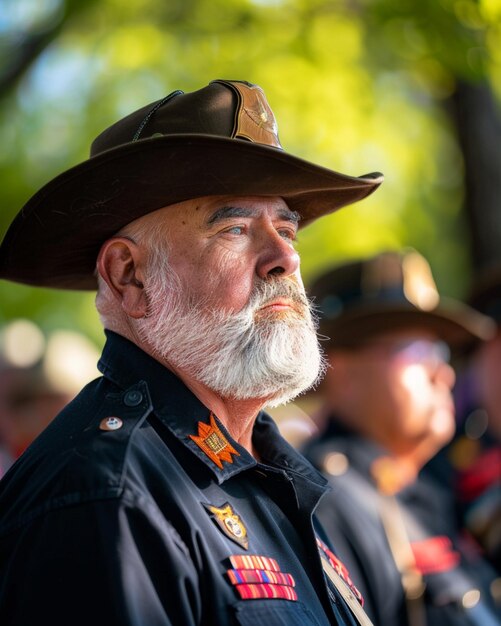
[99,416,123,431]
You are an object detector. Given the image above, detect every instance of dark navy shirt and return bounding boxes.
[0,332,362,626]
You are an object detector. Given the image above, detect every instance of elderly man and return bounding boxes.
[302,250,501,626]
[0,80,382,626]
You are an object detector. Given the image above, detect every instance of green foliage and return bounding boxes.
[0,0,500,344]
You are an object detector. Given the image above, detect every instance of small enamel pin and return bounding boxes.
[190,413,240,469]
[204,502,249,550]
[99,416,123,431]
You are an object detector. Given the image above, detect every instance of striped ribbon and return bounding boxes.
[227,568,295,586]
[229,554,280,572]
[228,554,297,602]
[235,583,298,601]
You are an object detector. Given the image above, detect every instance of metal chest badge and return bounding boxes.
[204,502,249,550]
[190,413,240,469]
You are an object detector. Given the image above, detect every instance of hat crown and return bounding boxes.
[310,250,496,350]
[313,250,439,323]
[90,80,282,158]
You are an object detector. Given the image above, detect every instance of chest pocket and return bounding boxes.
[234,601,322,626]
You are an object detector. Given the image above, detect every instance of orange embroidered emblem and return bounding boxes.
[190,413,240,469]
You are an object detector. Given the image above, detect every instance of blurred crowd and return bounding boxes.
[2,249,500,625]
[0,320,100,477]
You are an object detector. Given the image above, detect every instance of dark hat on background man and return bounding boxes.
[467,264,501,325]
[310,249,496,351]
[0,79,383,290]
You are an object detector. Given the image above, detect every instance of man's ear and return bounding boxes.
[97,237,147,319]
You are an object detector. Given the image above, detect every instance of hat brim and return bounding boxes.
[318,299,496,352]
[0,134,382,290]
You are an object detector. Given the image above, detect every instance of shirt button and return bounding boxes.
[323,452,349,476]
[124,390,143,406]
[462,589,481,609]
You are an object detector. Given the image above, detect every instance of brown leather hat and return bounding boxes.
[0,79,383,290]
[310,250,496,352]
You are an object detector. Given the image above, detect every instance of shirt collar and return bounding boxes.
[98,330,327,490]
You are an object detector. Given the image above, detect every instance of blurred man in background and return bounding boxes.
[445,265,501,575]
[302,249,501,626]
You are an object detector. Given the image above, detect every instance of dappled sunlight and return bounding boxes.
[101,25,168,69]
[0,0,500,338]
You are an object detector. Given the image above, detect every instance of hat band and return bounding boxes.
[132,90,184,142]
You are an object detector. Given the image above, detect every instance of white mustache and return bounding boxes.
[247,279,310,314]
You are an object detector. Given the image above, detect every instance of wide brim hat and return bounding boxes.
[0,79,383,290]
[310,250,496,352]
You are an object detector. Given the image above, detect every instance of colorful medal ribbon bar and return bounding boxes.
[228,555,297,602]
[230,554,280,572]
[227,568,295,586]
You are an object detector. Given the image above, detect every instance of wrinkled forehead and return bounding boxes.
[122,195,297,234]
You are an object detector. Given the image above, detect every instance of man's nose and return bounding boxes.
[433,360,456,390]
[255,227,300,279]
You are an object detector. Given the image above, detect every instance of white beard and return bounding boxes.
[136,264,325,407]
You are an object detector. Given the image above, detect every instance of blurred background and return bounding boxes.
[0,318,100,474]
[0,0,500,350]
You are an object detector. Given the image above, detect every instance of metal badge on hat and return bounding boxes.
[229,81,282,148]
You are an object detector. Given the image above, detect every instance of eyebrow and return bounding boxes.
[206,205,301,226]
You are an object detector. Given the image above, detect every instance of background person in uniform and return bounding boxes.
[302,249,501,626]
[0,319,100,476]
[444,264,501,575]
[0,80,383,626]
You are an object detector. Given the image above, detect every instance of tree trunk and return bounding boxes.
[449,80,501,272]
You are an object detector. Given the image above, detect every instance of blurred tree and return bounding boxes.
[356,0,501,271]
[0,0,500,345]
[0,0,99,96]
[450,79,501,270]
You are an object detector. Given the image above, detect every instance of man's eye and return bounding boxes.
[226,225,244,235]
[279,229,297,242]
